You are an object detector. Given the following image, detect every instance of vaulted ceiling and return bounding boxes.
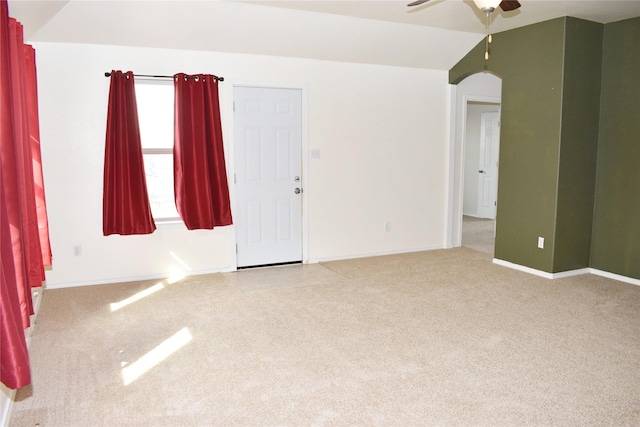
[7,0,640,70]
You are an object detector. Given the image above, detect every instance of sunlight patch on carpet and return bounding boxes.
[110,272,186,312]
[110,282,165,312]
[121,327,193,386]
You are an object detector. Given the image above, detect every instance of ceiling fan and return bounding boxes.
[407,0,522,59]
[407,0,521,13]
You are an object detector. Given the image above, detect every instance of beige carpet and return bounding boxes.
[10,248,640,426]
[462,215,495,255]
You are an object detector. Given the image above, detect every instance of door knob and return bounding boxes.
[479,170,485,173]
[294,188,302,194]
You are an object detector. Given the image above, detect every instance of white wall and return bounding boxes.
[34,42,451,287]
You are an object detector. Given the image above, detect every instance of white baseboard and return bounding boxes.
[493,258,590,279]
[493,258,639,285]
[40,247,446,289]
[44,265,237,290]
[308,245,444,264]
[590,268,640,286]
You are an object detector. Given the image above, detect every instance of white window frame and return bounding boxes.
[135,79,181,223]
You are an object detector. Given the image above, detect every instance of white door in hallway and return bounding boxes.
[234,86,302,267]
[477,111,500,219]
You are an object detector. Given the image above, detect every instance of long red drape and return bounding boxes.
[173,73,232,230]
[1,0,51,390]
[103,70,156,236]
[0,174,30,389]
[24,46,51,267]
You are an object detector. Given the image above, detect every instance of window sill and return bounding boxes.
[155,219,186,230]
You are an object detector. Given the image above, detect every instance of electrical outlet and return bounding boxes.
[384,221,391,232]
[537,237,544,249]
[73,244,82,256]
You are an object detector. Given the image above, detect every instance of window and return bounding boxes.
[135,80,180,222]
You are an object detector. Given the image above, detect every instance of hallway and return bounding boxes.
[462,215,495,255]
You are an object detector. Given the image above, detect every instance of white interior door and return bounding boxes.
[477,111,500,219]
[234,86,302,267]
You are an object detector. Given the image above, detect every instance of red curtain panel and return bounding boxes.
[173,73,232,230]
[5,17,41,318]
[103,71,156,235]
[0,173,31,389]
[24,46,52,269]
[0,0,51,389]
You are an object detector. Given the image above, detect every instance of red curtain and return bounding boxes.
[1,0,51,389]
[0,172,30,389]
[103,70,156,235]
[0,173,31,388]
[24,46,52,267]
[173,73,232,230]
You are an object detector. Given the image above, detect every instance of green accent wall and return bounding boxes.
[450,17,639,279]
[554,19,603,272]
[591,18,640,279]
[450,18,571,273]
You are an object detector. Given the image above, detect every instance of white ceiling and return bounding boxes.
[7,0,640,70]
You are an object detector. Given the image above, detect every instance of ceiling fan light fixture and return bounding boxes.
[473,0,501,61]
[472,0,501,12]
[407,0,521,60]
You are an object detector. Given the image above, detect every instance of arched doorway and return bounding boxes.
[446,72,502,254]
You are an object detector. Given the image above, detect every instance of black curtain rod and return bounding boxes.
[104,72,224,82]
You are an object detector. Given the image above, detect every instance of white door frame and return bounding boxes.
[446,85,501,248]
[225,81,309,269]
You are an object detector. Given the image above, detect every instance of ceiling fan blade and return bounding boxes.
[499,0,521,11]
[407,0,431,6]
